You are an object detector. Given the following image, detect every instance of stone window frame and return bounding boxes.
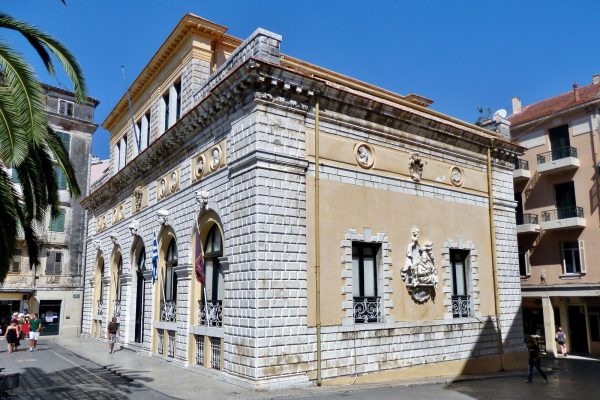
[441,239,481,320]
[341,228,393,326]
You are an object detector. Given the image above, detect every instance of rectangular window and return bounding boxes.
[519,250,530,277]
[196,335,204,366]
[562,241,585,274]
[554,181,577,219]
[174,80,182,121]
[55,131,71,153]
[58,99,74,117]
[49,208,66,232]
[54,166,68,190]
[10,249,21,274]
[352,243,381,323]
[210,337,221,370]
[144,111,151,146]
[164,266,177,302]
[548,124,570,159]
[45,250,62,275]
[163,93,170,132]
[451,249,472,318]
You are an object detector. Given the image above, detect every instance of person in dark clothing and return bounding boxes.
[526,337,548,383]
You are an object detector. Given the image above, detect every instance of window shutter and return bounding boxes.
[579,240,586,273]
[49,209,66,232]
[11,168,19,183]
[525,250,531,276]
[560,241,566,274]
[54,167,67,190]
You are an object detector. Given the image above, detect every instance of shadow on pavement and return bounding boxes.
[11,365,148,400]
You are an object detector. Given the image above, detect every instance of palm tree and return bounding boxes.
[0,12,87,281]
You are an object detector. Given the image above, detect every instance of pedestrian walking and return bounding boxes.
[556,326,567,357]
[28,313,43,351]
[3,320,20,353]
[525,336,548,383]
[106,317,120,354]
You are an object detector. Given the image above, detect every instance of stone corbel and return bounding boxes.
[157,209,169,225]
[196,190,210,211]
[129,219,140,236]
[109,230,118,245]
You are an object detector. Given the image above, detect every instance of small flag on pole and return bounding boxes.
[194,227,206,285]
[151,234,158,284]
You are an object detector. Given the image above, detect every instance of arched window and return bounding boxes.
[116,256,123,302]
[164,239,178,302]
[137,247,146,272]
[204,225,223,305]
[98,259,105,302]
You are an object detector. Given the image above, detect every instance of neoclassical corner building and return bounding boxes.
[81,14,525,388]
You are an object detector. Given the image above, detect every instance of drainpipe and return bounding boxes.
[314,99,322,386]
[487,144,505,371]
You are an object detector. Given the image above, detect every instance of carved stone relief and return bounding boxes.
[133,186,144,213]
[354,143,374,169]
[112,203,125,224]
[194,155,205,179]
[210,146,221,171]
[158,178,167,200]
[408,152,424,182]
[450,166,464,187]
[169,170,179,193]
[401,226,439,303]
[96,215,107,233]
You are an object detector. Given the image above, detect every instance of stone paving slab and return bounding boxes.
[48,337,539,400]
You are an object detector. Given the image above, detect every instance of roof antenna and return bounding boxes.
[121,66,140,152]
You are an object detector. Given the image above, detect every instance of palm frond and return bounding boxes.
[0,13,87,102]
[0,168,19,282]
[0,42,48,158]
[0,82,27,164]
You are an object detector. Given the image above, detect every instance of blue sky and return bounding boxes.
[4,0,600,159]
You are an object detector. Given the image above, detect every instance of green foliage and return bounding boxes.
[0,12,86,281]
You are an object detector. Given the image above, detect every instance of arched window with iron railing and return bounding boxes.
[161,239,178,322]
[200,225,223,326]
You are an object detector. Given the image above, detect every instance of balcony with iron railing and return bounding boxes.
[513,158,531,182]
[452,295,473,318]
[541,206,586,230]
[536,147,579,174]
[198,300,222,327]
[160,301,177,323]
[353,296,382,324]
[516,213,540,234]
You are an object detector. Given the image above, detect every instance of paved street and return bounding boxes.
[0,341,175,399]
[2,338,599,399]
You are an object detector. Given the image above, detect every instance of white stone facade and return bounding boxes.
[81,15,525,389]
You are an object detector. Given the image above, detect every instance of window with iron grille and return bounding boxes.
[167,331,175,358]
[210,337,221,370]
[45,250,62,275]
[10,249,22,274]
[157,330,164,355]
[352,243,381,323]
[196,335,204,366]
[450,249,472,318]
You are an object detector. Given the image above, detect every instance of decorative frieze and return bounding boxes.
[191,140,227,184]
[354,143,374,169]
[112,203,125,224]
[96,214,108,233]
[132,185,148,214]
[157,168,181,201]
[408,152,424,182]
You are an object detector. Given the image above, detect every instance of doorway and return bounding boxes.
[39,300,62,336]
[549,125,570,159]
[568,305,589,353]
[554,181,577,218]
[135,271,145,343]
